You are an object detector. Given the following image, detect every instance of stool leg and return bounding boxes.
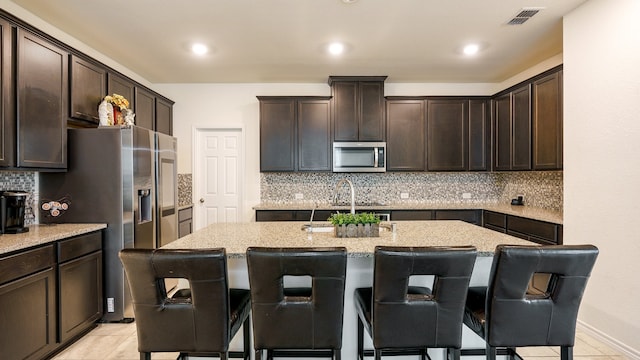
[357,315,364,360]
[140,352,150,360]
[486,344,497,360]
[255,349,262,360]
[243,316,250,360]
[449,348,460,360]
[561,346,573,360]
[334,348,342,360]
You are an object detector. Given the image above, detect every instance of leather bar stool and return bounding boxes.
[246,247,347,360]
[119,248,251,360]
[462,244,599,360]
[354,246,478,360]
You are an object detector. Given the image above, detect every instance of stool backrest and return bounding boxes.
[246,247,347,350]
[119,248,232,353]
[486,245,599,347]
[372,246,477,349]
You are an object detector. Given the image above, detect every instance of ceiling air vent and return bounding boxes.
[507,7,544,25]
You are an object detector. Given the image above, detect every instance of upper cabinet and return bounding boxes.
[532,70,563,170]
[0,18,14,167]
[329,76,386,141]
[107,72,135,111]
[426,98,489,172]
[386,99,425,171]
[493,66,563,172]
[155,97,174,135]
[259,96,331,172]
[494,84,532,171]
[134,87,155,130]
[69,55,106,126]
[17,29,68,169]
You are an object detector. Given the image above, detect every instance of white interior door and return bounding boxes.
[194,128,243,229]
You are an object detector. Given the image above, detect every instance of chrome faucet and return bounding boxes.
[333,179,355,214]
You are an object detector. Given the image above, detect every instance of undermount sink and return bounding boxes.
[301,223,395,233]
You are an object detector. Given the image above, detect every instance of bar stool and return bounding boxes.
[246,247,347,360]
[462,244,599,360]
[354,246,478,360]
[119,248,251,360]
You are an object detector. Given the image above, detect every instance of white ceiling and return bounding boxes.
[10,0,587,84]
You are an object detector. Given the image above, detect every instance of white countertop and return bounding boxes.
[0,223,107,255]
[163,220,534,257]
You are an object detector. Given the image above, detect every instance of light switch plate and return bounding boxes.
[462,193,472,199]
[294,193,304,200]
[400,192,409,199]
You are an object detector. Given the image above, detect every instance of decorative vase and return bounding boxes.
[113,107,122,125]
[334,224,380,238]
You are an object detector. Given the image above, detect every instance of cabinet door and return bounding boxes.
[469,99,489,171]
[156,98,173,135]
[359,81,385,141]
[259,98,296,171]
[427,99,468,171]
[107,72,135,110]
[332,81,358,141]
[0,18,14,167]
[493,94,512,171]
[434,209,480,224]
[58,251,103,343]
[512,85,532,170]
[0,268,57,360]
[134,87,155,130]
[386,100,425,171]
[533,71,563,170]
[17,29,68,169]
[70,55,106,125]
[298,99,331,171]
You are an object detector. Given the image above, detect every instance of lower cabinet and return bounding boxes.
[178,206,193,238]
[483,210,562,245]
[0,231,103,360]
[256,210,335,222]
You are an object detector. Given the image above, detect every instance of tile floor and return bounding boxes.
[51,323,628,360]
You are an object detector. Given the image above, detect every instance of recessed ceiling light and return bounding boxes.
[341,0,359,3]
[191,43,208,56]
[463,44,480,56]
[328,42,345,56]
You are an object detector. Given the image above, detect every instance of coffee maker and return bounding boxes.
[1,191,30,234]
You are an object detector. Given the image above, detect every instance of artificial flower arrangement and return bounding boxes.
[98,93,135,126]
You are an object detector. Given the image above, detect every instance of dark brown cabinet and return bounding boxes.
[178,206,193,238]
[107,72,135,111]
[0,245,57,360]
[0,18,14,167]
[69,55,106,126]
[468,99,490,171]
[134,87,155,130]
[17,29,68,169]
[494,85,532,171]
[259,96,331,172]
[427,99,468,171]
[57,232,103,343]
[386,99,425,171]
[256,210,335,222]
[0,231,104,360]
[330,76,386,141]
[391,210,433,220]
[533,70,563,170]
[155,97,174,135]
[483,210,562,245]
[434,209,481,224]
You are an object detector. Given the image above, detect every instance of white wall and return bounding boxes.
[564,0,640,356]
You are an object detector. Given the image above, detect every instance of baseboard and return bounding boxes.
[578,320,639,359]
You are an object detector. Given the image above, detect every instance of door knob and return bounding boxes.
[199,198,205,203]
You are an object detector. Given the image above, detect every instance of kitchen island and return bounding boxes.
[163,220,532,359]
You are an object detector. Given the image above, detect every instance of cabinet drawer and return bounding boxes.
[179,219,192,238]
[58,231,102,263]
[483,211,506,228]
[256,210,295,221]
[178,207,193,222]
[507,216,557,243]
[0,245,56,285]
[391,210,434,221]
[434,210,480,224]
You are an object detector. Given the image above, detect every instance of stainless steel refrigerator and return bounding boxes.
[40,125,178,322]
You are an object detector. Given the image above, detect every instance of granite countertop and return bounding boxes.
[162,220,533,257]
[253,202,563,225]
[0,223,107,255]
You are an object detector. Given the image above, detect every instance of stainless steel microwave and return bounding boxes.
[333,142,386,172]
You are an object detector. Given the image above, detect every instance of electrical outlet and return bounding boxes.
[462,192,472,199]
[400,192,409,199]
[294,193,304,200]
[107,298,115,313]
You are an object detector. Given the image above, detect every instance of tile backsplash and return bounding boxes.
[0,171,37,225]
[178,173,192,207]
[261,171,563,212]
